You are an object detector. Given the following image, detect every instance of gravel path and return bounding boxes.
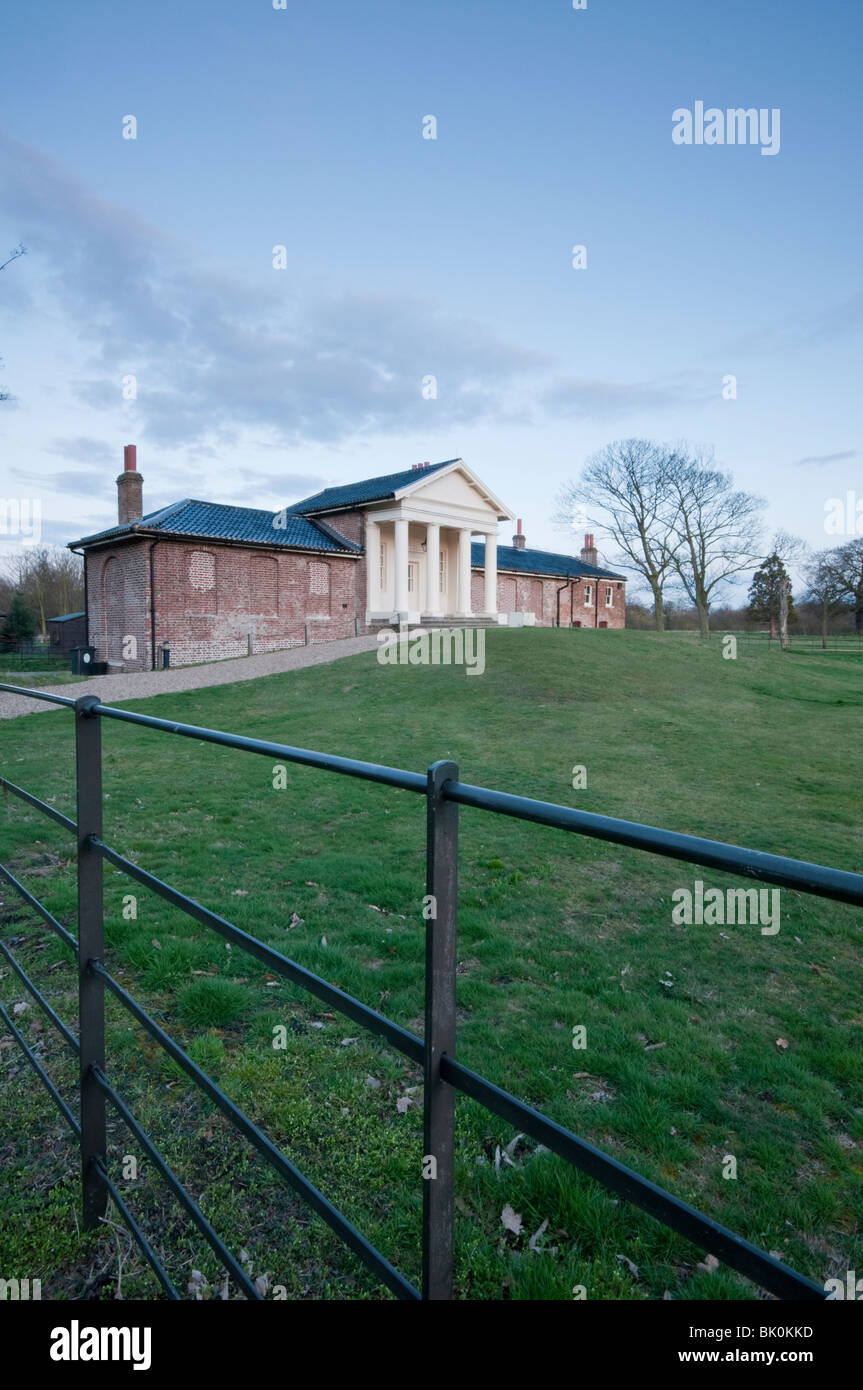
[0,634,380,720]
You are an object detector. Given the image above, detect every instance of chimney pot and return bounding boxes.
[512,517,526,550]
[117,444,143,524]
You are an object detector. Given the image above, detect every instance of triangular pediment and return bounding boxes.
[392,460,513,521]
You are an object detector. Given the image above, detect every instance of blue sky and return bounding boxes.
[1,0,861,594]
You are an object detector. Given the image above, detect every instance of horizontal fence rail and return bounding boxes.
[2,679,859,1300]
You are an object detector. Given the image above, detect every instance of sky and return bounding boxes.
[1,0,861,598]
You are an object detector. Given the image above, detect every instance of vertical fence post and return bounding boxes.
[75,694,107,1228]
[422,759,458,1300]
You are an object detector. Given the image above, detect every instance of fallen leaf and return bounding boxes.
[776,1038,789,1050]
[528,1219,549,1252]
[365,1075,381,1088]
[12,1002,27,1015]
[151,939,161,950]
[644,1041,666,1051]
[232,889,248,897]
[254,1273,269,1296]
[396,1096,412,1114]
[500,1204,523,1236]
[697,1254,720,1274]
[341,1037,359,1047]
[616,1253,639,1278]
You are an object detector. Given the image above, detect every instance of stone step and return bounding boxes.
[368,616,501,631]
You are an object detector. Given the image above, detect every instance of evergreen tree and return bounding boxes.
[747,553,795,637]
[0,589,36,650]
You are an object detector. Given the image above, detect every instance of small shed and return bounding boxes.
[47,612,86,654]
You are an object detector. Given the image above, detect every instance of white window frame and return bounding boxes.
[583,583,592,606]
[605,586,613,607]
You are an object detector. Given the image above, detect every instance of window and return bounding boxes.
[250,554,278,613]
[605,586,613,607]
[308,561,331,616]
[439,552,447,594]
[379,545,386,590]
[189,551,215,591]
[583,584,592,606]
[309,561,329,596]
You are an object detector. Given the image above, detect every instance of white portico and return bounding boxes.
[363,460,512,625]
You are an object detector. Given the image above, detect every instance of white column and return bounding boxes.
[457,528,473,616]
[425,522,441,616]
[483,531,498,616]
[365,519,380,614]
[393,517,409,615]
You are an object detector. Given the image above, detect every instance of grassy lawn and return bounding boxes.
[0,628,861,1301]
[0,668,86,688]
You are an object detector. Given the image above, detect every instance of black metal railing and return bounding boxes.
[2,679,861,1301]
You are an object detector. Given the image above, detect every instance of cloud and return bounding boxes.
[0,133,550,451]
[235,468,325,496]
[540,371,714,421]
[791,449,858,468]
[46,436,119,465]
[10,466,108,493]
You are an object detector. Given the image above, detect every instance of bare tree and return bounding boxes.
[553,438,682,631]
[2,547,84,638]
[804,550,847,648]
[666,448,765,638]
[822,538,863,634]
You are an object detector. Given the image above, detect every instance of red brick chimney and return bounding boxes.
[117,444,143,524]
[580,531,597,566]
[513,518,526,550]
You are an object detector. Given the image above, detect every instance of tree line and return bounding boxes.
[555,439,863,638]
[0,547,84,650]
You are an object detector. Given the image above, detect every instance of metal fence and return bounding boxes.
[2,681,862,1300]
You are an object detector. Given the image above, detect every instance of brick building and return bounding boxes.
[68,448,625,671]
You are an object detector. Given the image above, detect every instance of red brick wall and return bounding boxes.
[88,537,362,670]
[470,566,625,628]
[86,542,152,668]
[152,541,361,665]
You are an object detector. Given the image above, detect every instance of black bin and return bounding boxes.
[70,646,96,675]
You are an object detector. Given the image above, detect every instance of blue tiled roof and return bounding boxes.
[471,542,624,581]
[70,499,361,554]
[286,460,458,514]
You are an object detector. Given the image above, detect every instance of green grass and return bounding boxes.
[1,629,861,1300]
[0,667,86,687]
